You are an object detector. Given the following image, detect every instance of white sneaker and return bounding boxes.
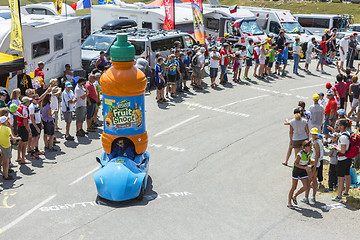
[316,68,320,72]
[321,70,326,74]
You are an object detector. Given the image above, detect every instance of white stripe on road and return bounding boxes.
[183,102,250,117]
[0,194,56,234]
[219,95,269,108]
[68,167,99,186]
[154,115,200,137]
[288,83,324,91]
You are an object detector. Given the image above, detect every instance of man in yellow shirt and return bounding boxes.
[0,116,20,180]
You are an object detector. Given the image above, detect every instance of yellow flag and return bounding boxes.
[8,0,23,52]
[53,0,63,15]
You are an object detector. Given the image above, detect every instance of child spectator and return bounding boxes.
[0,90,7,108]
[325,132,339,192]
[335,74,347,109]
[282,43,290,76]
[233,51,241,82]
[8,88,21,136]
[267,43,276,75]
[275,49,283,75]
[0,116,20,180]
[155,57,166,103]
[41,94,56,151]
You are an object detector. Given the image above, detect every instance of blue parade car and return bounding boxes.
[94,151,150,202]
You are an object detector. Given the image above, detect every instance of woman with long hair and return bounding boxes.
[41,94,56,152]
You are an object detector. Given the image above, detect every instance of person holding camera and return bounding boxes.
[61,82,76,141]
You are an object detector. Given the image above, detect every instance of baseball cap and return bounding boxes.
[325,29,330,33]
[265,37,270,41]
[200,47,206,53]
[294,108,302,114]
[337,108,346,115]
[278,49,283,53]
[223,43,229,47]
[65,82,73,88]
[9,103,18,112]
[318,92,324,96]
[326,90,334,95]
[313,94,319,101]
[0,90,7,96]
[354,33,358,36]
[94,73,101,79]
[21,96,31,103]
[0,116,8,124]
[326,82,332,89]
[310,127,319,135]
[224,33,229,37]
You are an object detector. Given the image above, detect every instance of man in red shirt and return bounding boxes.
[323,90,337,141]
[16,97,32,164]
[86,73,99,132]
[219,43,230,84]
[316,35,335,74]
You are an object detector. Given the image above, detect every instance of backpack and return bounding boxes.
[191,55,199,66]
[338,132,360,159]
[302,42,308,54]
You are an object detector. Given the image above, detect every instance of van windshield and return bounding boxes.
[240,20,264,35]
[282,22,305,34]
[81,35,115,51]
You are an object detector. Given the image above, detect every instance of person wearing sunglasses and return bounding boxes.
[108,138,135,161]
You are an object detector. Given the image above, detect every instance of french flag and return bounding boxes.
[71,0,91,10]
[229,4,237,14]
[232,18,244,28]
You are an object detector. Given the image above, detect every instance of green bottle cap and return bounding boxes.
[110,33,135,62]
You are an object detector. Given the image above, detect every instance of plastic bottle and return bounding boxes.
[100,33,148,155]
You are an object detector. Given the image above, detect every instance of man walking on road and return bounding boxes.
[316,34,335,74]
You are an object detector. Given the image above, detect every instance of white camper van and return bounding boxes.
[201,4,267,46]
[240,7,314,46]
[294,14,351,36]
[0,15,82,90]
[91,2,195,34]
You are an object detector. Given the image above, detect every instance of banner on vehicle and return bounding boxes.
[191,0,205,44]
[53,0,63,14]
[163,0,175,30]
[98,0,116,5]
[8,0,23,52]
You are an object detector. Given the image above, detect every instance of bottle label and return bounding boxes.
[103,94,145,136]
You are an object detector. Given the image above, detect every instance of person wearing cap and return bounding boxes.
[325,132,339,192]
[51,87,61,132]
[316,34,336,74]
[86,73,100,131]
[318,92,326,108]
[28,94,44,159]
[331,119,352,203]
[219,43,231,84]
[309,94,324,133]
[346,34,357,70]
[61,82,76,141]
[220,33,230,45]
[300,127,323,203]
[274,48,283,75]
[166,53,180,96]
[323,90,337,142]
[74,77,88,137]
[209,47,220,87]
[0,116,20,180]
[16,96,32,164]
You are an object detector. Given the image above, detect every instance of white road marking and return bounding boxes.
[68,167,99,186]
[0,194,56,234]
[250,86,309,99]
[288,83,324,91]
[154,115,200,137]
[219,95,269,108]
[183,102,250,117]
[148,143,185,152]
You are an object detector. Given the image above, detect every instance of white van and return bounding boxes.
[0,15,82,90]
[294,14,351,36]
[81,21,197,72]
[240,6,314,46]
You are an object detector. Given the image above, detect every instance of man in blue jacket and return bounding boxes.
[109,139,135,160]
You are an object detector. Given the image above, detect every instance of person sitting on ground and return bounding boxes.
[108,139,135,161]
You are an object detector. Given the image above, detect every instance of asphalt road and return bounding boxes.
[1,59,360,240]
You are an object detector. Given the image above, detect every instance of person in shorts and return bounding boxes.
[41,94,56,151]
[332,119,352,203]
[167,54,180,97]
[61,82,76,141]
[16,97,32,164]
[28,94,43,159]
[244,39,254,80]
[209,47,220,87]
[0,116,20,180]
[86,74,99,133]
[155,57,166,103]
[74,77,88,137]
